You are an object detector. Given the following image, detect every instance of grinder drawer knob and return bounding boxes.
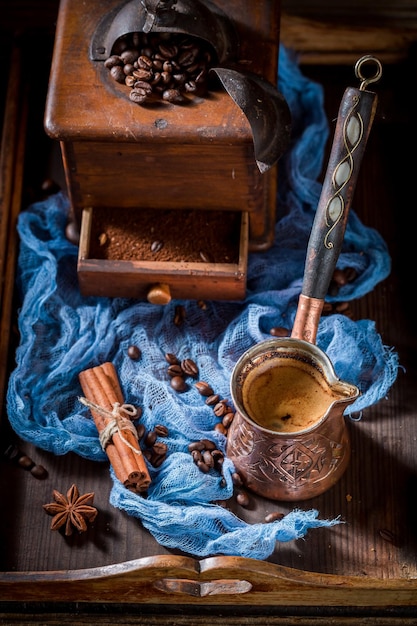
[147,283,172,305]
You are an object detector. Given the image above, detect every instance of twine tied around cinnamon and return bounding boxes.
[79,397,141,455]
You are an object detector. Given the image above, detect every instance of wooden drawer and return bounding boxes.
[78,206,248,301]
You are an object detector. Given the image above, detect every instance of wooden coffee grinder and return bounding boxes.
[44,0,290,303]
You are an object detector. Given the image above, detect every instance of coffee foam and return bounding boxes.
[241,356,339,433]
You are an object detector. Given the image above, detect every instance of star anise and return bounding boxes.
[43,484,98,536]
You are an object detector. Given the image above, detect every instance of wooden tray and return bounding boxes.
[1,30,417,624]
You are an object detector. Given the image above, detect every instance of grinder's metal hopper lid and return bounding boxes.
[90,0,238,64]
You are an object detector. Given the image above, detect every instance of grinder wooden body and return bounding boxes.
[44,0,283,302]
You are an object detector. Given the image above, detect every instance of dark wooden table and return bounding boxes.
[1,2,417,623]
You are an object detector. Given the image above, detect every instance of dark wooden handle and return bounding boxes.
[301,86,378,299]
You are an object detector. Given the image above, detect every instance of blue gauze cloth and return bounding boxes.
[7,45,399,560]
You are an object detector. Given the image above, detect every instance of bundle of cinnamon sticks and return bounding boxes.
[79,362,151,493]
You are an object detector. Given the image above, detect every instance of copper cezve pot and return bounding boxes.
[227,56,382,501]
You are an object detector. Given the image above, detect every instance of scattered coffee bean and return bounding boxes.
[197,459,210,473]
[30,464,48,479]
[144,430,157,447]
[136,406,143,421]
[150,240,164,253]
[334,301,350,313]
[136,423,146,439]
[205,393,220,406]
[143,449,152,461]
[154,424,169,437]
[197,454,212,471]
[213,401,228,417]
[332,268,348,286]
[269,326,290,337]
[378,528,399,545]
[191,449,202,463]
[188,441,206,452]
[231,472,243,487]
[264,511,285,523]
[236,490,250,508]
[203,450,215,468]
[4,444,20,461]
[40,178,60,196]
[195,381,214,397]
[65,220,80,245]
[174,305,186,326]
[127,345,141,360]
[165,353,179,365]
[18,455,34,470]
[150,454,166,468]
[152,441,168,456]
[214,423,227,435]
[167,364,183,377]
[170,376,188,392]
[222,412,235,428]
[216,499,228,507]
[181,358,199,377]
[211,449,224,467]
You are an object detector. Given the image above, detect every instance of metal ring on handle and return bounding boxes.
[355,54,383,91]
